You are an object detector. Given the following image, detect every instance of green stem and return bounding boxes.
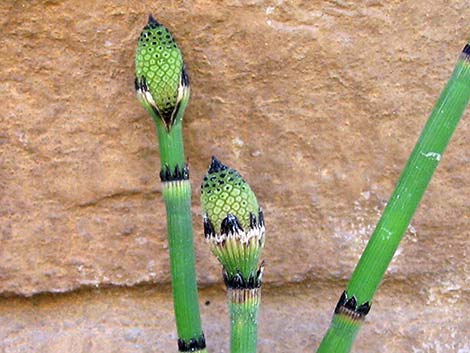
[317,45,470,352]
[156,118,185,171]
[229,288,261,353]
[317,316,360,353]
[162,180,203,345]
[158,112,206,351]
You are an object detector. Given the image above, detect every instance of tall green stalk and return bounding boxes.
[317,44,470,353]
[201,157,265,353]
[135,15,206,352]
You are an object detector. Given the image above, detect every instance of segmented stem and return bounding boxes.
[317,44,470,352]
[158,119,206,351]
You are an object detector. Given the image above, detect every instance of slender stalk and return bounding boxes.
[162,169,204,350]
[156,118,185,171]
[135,16,206,352]
[317,44,470,352]
[317,315,360,353]
[229,288,261,353]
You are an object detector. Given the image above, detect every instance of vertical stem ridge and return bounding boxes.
[156,119,185,171]
[162,179,205,349]
[317,315,360,353]
[228,288,261,353]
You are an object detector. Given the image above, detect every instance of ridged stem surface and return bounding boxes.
[316,46,470,352]
[229,288,261,353]
[156,118,185,171]
[317,316,360,353]
[159,121,205,351]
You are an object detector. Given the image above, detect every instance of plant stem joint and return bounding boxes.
[223,263,264,290]
[228,287,261,305]
[204,210,265,242]
[334,291,371,321]
[177,333,207,352]
[160,164,190,182]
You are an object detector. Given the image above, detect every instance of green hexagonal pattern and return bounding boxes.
[201,158,259,233]
[135,20,183,120]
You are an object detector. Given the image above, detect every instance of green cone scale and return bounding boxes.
[201,157,265,284]
[135,15,189,130]
[201,157,260,233]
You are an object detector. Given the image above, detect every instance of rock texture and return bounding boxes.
[0,0,468,352]
[0,283,469,353]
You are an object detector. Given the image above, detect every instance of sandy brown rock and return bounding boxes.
[0,0,469,351]
[0,283,468,352]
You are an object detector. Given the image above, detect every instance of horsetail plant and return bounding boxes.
[201,157,265,353]
[135,16,207,352]
[316,44,470,352]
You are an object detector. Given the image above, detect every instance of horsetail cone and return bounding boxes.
[201,157,265,285]
[201,157,264,353]
[135,15,189,130]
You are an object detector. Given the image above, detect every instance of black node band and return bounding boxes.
[177,333,206,352]
[223,266,263,290]
[160,164,189,182]
[334,291,371,321]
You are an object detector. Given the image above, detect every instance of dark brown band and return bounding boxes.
[160,164,189,182]
[178,333,206,352]
[223,264,263,290]
[334,291,371,321]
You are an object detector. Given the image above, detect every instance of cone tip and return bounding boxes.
[208,156,228,174]
[148,14,161,26]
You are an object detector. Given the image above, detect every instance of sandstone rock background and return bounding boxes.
[0,0,469,352]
